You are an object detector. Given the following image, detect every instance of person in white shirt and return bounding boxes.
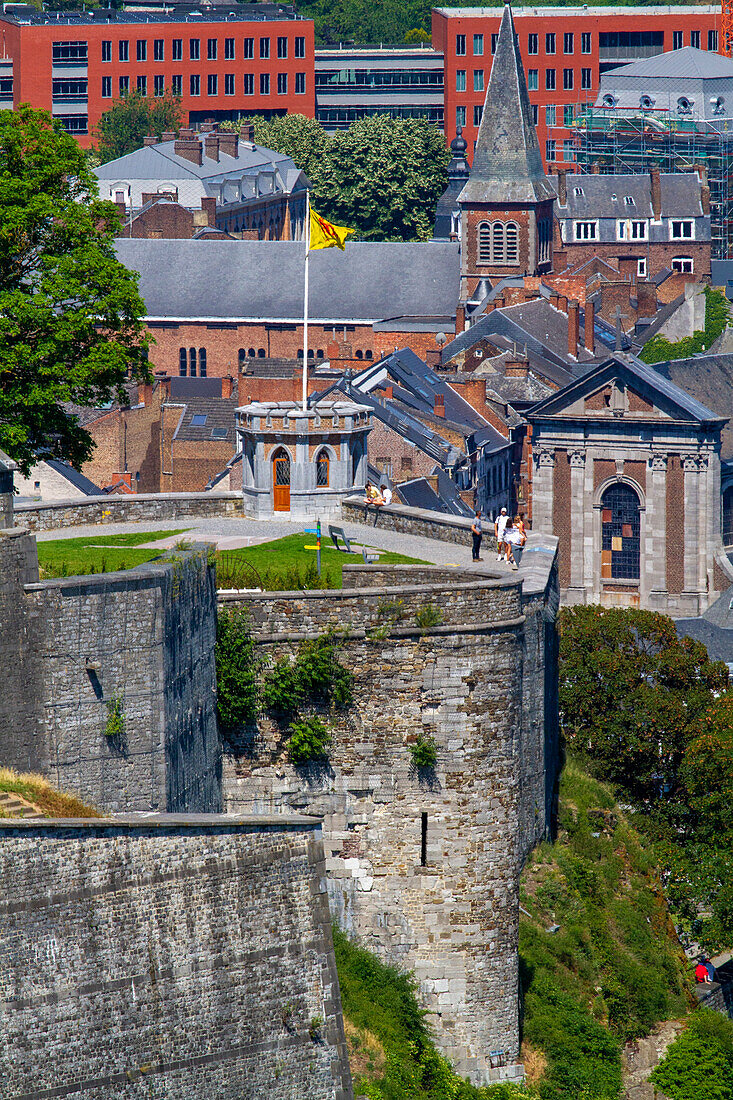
[495,507,509,562]
[380,484,393,506]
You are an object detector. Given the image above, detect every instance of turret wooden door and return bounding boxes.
[273,450,290,511]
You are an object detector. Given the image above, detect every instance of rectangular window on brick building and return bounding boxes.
[190,38,200,60]
[456,104,466,127]
[243,72,254,94]
[172,74,182,95]
[563,140,574,161]
[243,37,254,59]
[473,104,482,126]
[532,103,538,124]
[528,33,538,54]
[260,72,270,94]
[172,38,182,61]
[295,35,305,57]
[224,37,235,59]
[564,32,574,53]
[154,74,164,96]
[136,39,147,62]
[224,73,235,95]
[528,68,538,90]
[691,30,701,48]
[581,31,591,53]
[546,32,556,54]
[456,69,466,91]
[207,38,217,60]
[709,29,719,50]
[119,75,129,94]
[207,73,217,95]
[563,67,573,90]
[119,40,129,62]
[546,68,556,90]
[190,73,200,96]
[491,33,498,54]
[581,67,592,89]
[546,139,556,161]
[295,71,306,94]
[277,72,287,94]
[102,40,111,62]
[102,75,111,97]
[137,74,147,95]
[564,104,574,125]
[456,33,466,55]
[154,38,164,61]
[260,36,270,59]
[473,33,483,55]
[545,104,556,125]
[473,69,483,92]
[673,30,683,49]
[277,35,288,58]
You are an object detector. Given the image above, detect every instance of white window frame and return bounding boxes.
[574,220,598,241]
[672,256,694,273]
[637,257,647,277]
[670,219,694,241]
[631,220,648,240]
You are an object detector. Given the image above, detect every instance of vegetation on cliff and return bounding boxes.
[0,767,101,818]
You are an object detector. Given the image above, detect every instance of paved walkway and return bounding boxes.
[35,515,520,576]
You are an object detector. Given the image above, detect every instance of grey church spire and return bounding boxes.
[459,1,555,204]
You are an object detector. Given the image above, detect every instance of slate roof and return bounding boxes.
[604,47,733,81]
[397,471,474,517]
[46,460,102,496]
[675,618,733,663]
[165,379,239,443]
[552,172,704,220]
[114,239,460,323]
[459,3,555,205]
[434,127,470,238]
[95,139,295,184]
[651,353,733,458]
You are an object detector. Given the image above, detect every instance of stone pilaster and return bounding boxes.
[647,454,668,603]
[683,454,700,594]
[532,448,555,534]
[568,450,586,590]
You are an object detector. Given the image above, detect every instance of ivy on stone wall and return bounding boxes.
[215,606,259,730]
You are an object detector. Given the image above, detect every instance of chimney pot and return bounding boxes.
[161,131,176,142]
[143,134,158,146]
[434,392,446,418]
[568,299,580,359]
[584,299,596,354]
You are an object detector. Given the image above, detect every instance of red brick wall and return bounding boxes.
[170,440,234,492]
[666,456,685,594]
[627,390,654,414]
[367,421,437,483]
[624,460,646,493]
[558,241,711,280]
[553,450,571,588]
[593,459,615,490]
[585,389,610,412]
[461,205,553,298]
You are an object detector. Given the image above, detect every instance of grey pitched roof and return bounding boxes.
[169,398,238,444]
[95,139,295,184]
[114,239,460,323]
[45,459,102,496]
[459,3,555,205]
[651,353,733,459]
[397,471,474,517]
[675,616,733,663]
[552,172,703,220]
[604,47,733,81]
[527,354,725,425]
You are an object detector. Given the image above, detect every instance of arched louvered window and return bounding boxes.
[189,347,197,377]
[478,221,491,263]
[198,348,207,377]
[179,347,187,376]
[505,221,519,264]
[492,221,505,263]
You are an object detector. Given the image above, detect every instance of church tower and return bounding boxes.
[458,0,555,310]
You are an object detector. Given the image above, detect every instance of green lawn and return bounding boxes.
[36,530,190,579]
[216,533,425,590]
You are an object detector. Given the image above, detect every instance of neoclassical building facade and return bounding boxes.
[527,354,731,617]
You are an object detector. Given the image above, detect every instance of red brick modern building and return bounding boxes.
[432,4,720,167]
[0,6,314,146]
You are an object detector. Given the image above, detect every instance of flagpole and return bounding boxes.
[302,190,310,412]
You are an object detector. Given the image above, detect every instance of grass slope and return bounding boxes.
[0,767,101,818]
[519,758,690,1099]
[36,529,190,578]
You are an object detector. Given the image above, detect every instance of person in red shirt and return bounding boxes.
[695,957,714,983]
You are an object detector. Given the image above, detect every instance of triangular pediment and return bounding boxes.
[526,356,723,426]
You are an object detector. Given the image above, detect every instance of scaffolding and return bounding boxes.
[550,105,733,258]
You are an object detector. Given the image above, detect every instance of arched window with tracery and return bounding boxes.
[601,483,641,580]
[505,221,519,264]
[316,449,330,487]
[478,221,491,263]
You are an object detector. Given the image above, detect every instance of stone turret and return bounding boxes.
[433,127,470,240]
[458,0,555,304]
[0,449,16,529]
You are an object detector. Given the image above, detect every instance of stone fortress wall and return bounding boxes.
[221,548,560,1086]
[0,816,352,1100]
[0,526,221,814]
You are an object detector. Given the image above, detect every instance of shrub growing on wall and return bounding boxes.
[215,606,258,729]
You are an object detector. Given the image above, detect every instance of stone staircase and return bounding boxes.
[0,792,45,820]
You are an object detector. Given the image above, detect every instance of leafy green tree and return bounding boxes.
[95,90,182,163]
[0,106,150,475]
[681,694,733,840]
[558,606,728,806]
[215,607,259,729]
[223,113,330,188]
[651,1010,733,1100]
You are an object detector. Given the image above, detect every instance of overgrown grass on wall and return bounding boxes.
[639,286,730,364]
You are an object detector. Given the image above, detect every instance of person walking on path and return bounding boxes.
[495,507,509,562]
[471,510,484,562]
[504,519,520,570]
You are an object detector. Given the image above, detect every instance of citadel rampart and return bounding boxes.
[221,544,559,1086]
[14,489,243,531]
[0,815,352,1100]
[0,528,220,813]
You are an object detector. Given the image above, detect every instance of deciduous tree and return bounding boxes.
[0,107,150,475]
[95,90,182,163]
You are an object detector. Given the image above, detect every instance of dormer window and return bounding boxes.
[573,185,584,196]
[624,196,635,206]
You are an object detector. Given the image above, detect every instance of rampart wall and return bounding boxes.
[0,816,352,1100]
[341,497,497,550]
[221,549,559,1086]
[15,490,242,531]
[0,530,221,814]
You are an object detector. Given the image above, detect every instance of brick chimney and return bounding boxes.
[143,134,158,146]
[200,120,216,133]
[618,257,639,280]
[204,134,220,162]
[161,131,176,142]
[505,355,529,379]
[138,381,153,406]
[636,280,657,318]
[434,393,446,418]
[650,166,662,220]
[556,295,568,313]
[568,299,580,358]
[201,196,217,226]
[218,131,239,158]
[384,384,394,399]
[240,122,255,143]
[221,376,234,399]
[174,136,203,166]
[584,299,595,354]
[555,166,568,206]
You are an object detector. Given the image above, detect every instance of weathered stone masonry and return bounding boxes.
[0,529,221,814]
[221,554,559,1086]
[0,816,353,1100]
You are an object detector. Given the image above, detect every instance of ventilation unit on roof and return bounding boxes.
[640,94,656,109]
